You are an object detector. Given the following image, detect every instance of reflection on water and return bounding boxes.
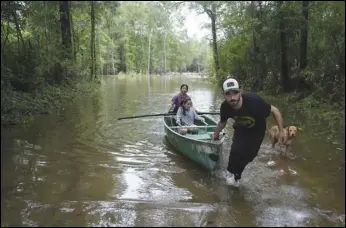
[1,74,345,227]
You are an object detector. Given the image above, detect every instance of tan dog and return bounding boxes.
[268,125,300,156]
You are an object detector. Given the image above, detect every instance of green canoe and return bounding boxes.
[163,115,226,170]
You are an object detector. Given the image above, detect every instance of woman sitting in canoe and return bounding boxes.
[176,96,207,135]
[169,84,189,113]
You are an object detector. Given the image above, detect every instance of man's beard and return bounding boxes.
[229,97,240,107]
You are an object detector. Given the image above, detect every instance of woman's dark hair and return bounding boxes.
[181,96,192,116]
[180,84,188,91]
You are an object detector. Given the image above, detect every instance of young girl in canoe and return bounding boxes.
[169,84,189,113]
[176,96,207,135]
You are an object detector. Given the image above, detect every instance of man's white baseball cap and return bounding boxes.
[222,78,240,93]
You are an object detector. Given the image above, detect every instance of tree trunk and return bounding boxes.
[95,24,97,78]
[69,1,77,62]
[12,9,25,54]
[108,11,115,75]
[251,1,262,90]
[147,29,152,75]
[119,43,126,73]
[299,1,309,70]
[332,34,345,86]
[203,3,219,76]
[109,14,115,75]
[278,1,290,92]
[163,32,167,73]
[59,1,72,60]
[43,1,49,66]
[2,2,11,53]
[1,51,5,80]
[257,1,267,90]
[210,4,220,74]
[90,0,95,80]
[141,37,145,73]
[111,52,116,75]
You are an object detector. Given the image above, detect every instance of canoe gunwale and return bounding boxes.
[163,115,226,147]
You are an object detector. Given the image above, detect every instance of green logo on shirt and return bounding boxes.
[233,116,256,128]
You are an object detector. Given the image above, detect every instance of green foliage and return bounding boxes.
[97,1,211,75]
[1,1,213,125]
[1,79,100,126]
[2,1,344,125]
[214,1,344,105]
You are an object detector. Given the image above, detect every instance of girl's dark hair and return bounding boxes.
[180,84,188,91]
[181,96,192,116]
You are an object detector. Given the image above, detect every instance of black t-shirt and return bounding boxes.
[220,92,271,134]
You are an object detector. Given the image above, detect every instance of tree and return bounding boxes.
[187,1,222,78]
[90,1,96,79]
[299,1,309,70]
[60,1,72,61]
[277,1,290,92]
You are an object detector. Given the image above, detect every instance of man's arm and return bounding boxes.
[212,121,227,140]
[270,105,284,132]
[213,101,229,140]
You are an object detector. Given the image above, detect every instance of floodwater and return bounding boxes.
[1,74,345,227]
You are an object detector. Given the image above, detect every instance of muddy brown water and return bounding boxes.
[1,74,345,227]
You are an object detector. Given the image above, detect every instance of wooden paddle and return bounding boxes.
[170,125,216,129]
[117,112,220,120]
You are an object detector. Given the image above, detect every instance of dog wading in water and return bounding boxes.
[268,125,300,157]
[212,78,285,186]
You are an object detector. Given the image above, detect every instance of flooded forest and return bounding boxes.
[1,1,345,227]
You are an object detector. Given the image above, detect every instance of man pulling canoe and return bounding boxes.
[212,78,285,187]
